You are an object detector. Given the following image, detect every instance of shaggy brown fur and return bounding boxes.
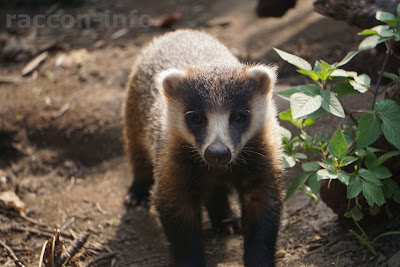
[123,29,283,267]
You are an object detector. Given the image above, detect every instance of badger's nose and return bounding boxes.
[204,141,231,166]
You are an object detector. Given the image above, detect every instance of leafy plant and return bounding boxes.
[350,219,400,265]
[276,4,400,224]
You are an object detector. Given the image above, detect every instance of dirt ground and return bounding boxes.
[1,0,400,266]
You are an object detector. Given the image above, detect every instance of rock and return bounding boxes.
[388,250,400,267]
[329,241,353,254]
[313,0,400,29]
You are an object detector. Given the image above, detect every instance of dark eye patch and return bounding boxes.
[229,110,251,148]
[185,110,207,146]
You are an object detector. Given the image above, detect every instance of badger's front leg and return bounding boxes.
[153,165,206,267]
[238,174,282,267]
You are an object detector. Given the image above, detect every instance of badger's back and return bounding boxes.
[137,30,240,77]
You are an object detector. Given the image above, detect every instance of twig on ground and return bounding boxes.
[95,203,107,215]
[303,237,340,259]
[38,240,48,267]
[0,224,74,240]
[0,239,27,267]
[19,211,48,227]
[60,217,76,232]
[85,252,118,267]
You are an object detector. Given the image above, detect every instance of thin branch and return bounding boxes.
[372,41,391,109]
[343,107,358,126]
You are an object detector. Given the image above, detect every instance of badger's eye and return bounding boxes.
[232,111,250,124]
[185,111,204,125]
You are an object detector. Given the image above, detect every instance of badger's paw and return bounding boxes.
[212,213,241,235]
[124,189,150,208]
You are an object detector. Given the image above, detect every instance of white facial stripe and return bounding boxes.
[203,112,233,153]
[241,95,268,146]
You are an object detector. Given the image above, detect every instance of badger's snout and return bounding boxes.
[204,140,231,166]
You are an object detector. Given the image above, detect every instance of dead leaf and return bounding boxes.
[151,11,181,28]
[0,191,26,211]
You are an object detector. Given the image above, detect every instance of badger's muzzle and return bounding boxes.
[204,140,231,166]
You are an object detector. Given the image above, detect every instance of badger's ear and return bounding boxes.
[157,69,187,100]
[246,65,277,95]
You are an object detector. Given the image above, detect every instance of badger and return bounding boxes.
[123,29,283,267]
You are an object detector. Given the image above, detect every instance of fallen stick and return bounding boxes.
[0,239,27,267]
[85,252,118,267]
[21,51,49,76]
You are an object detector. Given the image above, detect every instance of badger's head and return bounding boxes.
[158,64,277,167]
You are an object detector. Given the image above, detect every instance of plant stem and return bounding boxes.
[372,41,390,109]
[343,107,358,126]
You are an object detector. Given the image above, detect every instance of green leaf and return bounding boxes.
[380,113,400,150]
[297,69,320,81]
[347,174,362,199]
[337,171,350,185]
[302,184,319,202]
[317,169,338,180]
[304,118,316,127]
[380,29,395,38]
[398,3,400,15]
[371,166,392,179]
[348,205,364,221]
[293,153,307,159]
[302,184,318,200]
[369,205,380,216]
[283,154,296,168]
[329,128,348,159]
[375,101,400,149]
[315,135,330,143]
[340,156,359,167]
[358,35,383,51]
[302,161,321,172]
[336,51,359,67]
[355,148,366,157]
[332,82,360,100]
[375,99,400,114]
[290,92,323,119]
[318,160,336,172]
[359,169,382,186]
[378,150,400,164]
[365,149,379,170]
[375,11,397,26]
[330,69,357,78]
[314,60,334,80]
[284,173,310,201]
[354,74,371,87]
[274,48,312,70]
[343,130,356,144]
[304,108,328,119]
[279,109,292,121]
[321,91,345,118]
[382,72,399,81]
[383,178,400,203]
[308,172,321,195]
[280,126,292,141]
[277,84,320,100]
[362,180,386,206]
[357,113,382,149]
[359,25,390,36]
[349,80,369,93]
